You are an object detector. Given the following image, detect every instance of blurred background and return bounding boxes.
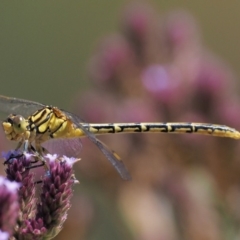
[1,1,240,239]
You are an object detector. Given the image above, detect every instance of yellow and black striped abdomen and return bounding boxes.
[83,122,240,140]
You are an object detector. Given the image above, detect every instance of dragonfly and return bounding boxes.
[1,94,240,180]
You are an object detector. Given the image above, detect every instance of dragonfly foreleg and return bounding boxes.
[22,142,49,171]
[34,180,43,184]
[4,152,24,165]
[25,161,45,170]
[3,139,26,164]
[10,138,25,153]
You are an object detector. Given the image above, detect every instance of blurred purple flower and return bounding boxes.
[88,35,134,84]
[0,176,19,239]
[74,3,240,239]
[141,64,181,105]
[0,231,9,240]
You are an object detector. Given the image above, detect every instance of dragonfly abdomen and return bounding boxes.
[83,122,240,139]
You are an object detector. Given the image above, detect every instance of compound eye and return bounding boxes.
[12,115,25,128]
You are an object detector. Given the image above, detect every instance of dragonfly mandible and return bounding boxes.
[1,94,240,180]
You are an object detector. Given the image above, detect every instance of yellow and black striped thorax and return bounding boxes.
[28,106,83,141]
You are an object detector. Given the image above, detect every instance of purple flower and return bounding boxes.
[3,151,79,239]
[0,176,20,238]
[34,154,79,238]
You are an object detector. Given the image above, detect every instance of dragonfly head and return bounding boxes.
[2,114,30,141]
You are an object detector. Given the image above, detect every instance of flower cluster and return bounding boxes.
[0,151,79,239]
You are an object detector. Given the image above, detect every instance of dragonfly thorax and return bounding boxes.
[27,106,84,142]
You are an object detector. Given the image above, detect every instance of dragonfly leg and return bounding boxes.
[4,152,24,165]
[25,161,45,170]
[4,139,25,164]
[34,142,49,171]
[15,139,24,151]
[22,140,29,152]
[34,180,43,184]
[41,146,49,154]
[21,142,49,171]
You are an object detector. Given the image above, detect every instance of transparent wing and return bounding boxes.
[0,94,45,117]
[63,110,131,181]
[42,138,83,158]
